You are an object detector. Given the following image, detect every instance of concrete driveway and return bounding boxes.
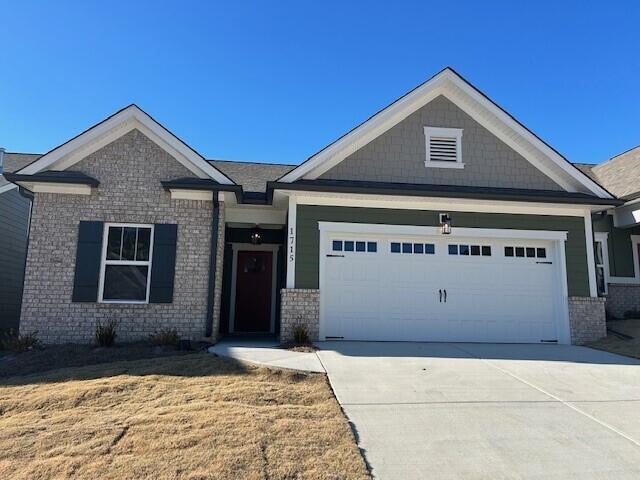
[316,342,640,480]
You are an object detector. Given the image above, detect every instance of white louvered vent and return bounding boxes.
[429,136,458,162]
[424,127,464,169]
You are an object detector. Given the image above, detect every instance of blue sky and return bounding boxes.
[1,1,638,165]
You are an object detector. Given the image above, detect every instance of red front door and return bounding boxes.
[234,251,273,333]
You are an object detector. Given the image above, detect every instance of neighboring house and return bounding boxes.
[5,68,622,345]
[0,150,39,332]
[575,146,640,318]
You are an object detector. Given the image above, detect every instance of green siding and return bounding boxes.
[592,214,640,278]
[295,205,590,297]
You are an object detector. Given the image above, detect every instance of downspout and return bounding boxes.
[17,187,34,332]
[205,199,220,337]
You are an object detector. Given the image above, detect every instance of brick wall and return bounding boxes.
[320,95,562,190]
[280,289,319,343]
[568,296,606,344]
[606,284,640,319]
[20,129,222,344]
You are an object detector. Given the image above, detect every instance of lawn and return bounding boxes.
[0,347,369,480]
[587,318,640,359]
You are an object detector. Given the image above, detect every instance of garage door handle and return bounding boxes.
[326,254,345,258]
[444,289,447,303]
[439,289,442,303]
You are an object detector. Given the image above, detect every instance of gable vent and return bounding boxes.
[429,136,458,162]
[424,126,464,169]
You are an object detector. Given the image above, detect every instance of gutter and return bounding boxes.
[266,180,624,207]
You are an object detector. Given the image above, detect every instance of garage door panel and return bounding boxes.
[322,231,563,343]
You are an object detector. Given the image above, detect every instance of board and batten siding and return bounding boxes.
[0,188,31,331]
[295,205,590,297]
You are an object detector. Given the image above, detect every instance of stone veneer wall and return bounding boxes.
[210,201,225,339]
[20,129,221,344]
[280,289,319,343]
[568,296,606,344]
[606,284,640,319]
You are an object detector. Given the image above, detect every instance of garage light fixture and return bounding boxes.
[439,213,452,235]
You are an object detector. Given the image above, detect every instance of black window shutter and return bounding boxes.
[149,224,178,303]
[72,221,104,302]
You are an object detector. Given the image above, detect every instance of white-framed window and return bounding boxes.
[424,126,464,169]
[98,223,154,303]
[594,232,610,295]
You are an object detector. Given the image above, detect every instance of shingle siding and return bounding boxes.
[20,129,220,343]
[320,95,563,191]
[0,188,31,331]
[295,205,590,297]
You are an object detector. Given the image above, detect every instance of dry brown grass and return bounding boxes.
[587,319,640,359]
[0,352,369,480]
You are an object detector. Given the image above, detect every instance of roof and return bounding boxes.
[208,160,294,193]
[590,146,640,199]
[572,163,598,182]
[267,179,623,207]
[0,152,41,190]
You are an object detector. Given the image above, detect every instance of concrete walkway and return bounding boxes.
[208,338,325,373]
[317,342,640,480]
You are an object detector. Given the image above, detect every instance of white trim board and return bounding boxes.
[318,221,568,241]
[279,68,611,199]
[17,105,234,185]
[280,190,606,217]
[228,243,279,334]
[0,183,18,194]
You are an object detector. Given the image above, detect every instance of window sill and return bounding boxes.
[98,300,149,305]
[424,160,465,169]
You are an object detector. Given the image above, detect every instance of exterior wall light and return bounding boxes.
[439,213,452,235]
[250,226,263,245]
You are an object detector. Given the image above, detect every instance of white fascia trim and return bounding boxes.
[318,221,568,241]
[0,183,18,194]
[286,190,597,217]
[18,106,234,185]
[168,189,214,201]
[280,69,611,198]
[25,182,92,195]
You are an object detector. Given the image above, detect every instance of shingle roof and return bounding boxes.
[207,160,295,193]
[572,163,598,182]
[1,152,41,189]
[590,146,640,199]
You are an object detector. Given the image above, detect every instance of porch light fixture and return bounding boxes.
[439,213,452,235]
[250,226,263,245]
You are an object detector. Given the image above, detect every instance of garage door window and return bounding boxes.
[505,246,546,259]
[332,240,377,253]
[391,242,435,254]
[449,244,492,256]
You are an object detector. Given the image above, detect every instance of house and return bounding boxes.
[575,146,640,318]
[0,150,37,332]
[5,68,623,345]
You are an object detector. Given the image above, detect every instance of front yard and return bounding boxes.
[0,346,369,480]
[587,318,640,359]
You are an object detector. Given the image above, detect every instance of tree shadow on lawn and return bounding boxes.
[0,343,264,386]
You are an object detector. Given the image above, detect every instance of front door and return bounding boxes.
[234,250,273,333]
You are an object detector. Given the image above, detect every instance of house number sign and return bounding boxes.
[288,227,295,262]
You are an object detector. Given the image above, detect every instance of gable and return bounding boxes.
[280,68,612,198]
[320,95,563,191]
[17,105,234,185]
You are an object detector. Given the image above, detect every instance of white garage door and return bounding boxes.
[321,226,567,343]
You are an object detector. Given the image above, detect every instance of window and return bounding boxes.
[424,126,464,169]
[333,240,377,253]
[450,244,491,257]
[505,245,547,260]
[595,240,606,295]
[390,241,435,254]
[100,224,153,302]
